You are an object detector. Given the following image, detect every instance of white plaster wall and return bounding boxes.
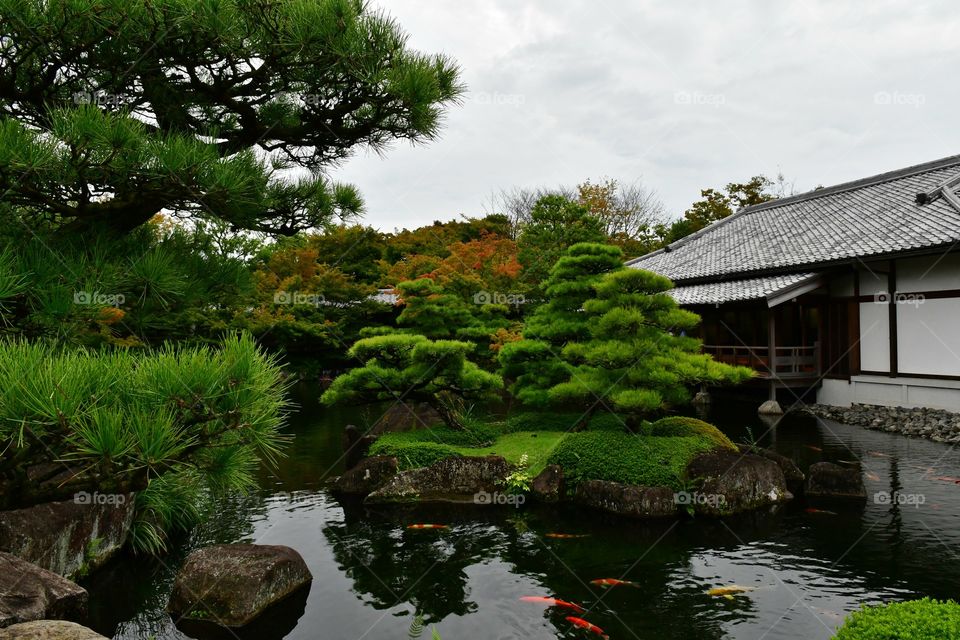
[818,379,853,407]
[897,254,960,292]
[859,302,889,373]
[897,298,960,376]
[817,376,960,411]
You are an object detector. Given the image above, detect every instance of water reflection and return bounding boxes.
[84,393,960,640]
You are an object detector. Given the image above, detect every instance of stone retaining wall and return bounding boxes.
[802,403,960,443]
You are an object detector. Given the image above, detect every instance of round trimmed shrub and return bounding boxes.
[649,416,737,451]
[832,598,960,639]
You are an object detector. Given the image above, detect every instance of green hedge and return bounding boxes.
[546,431,717,489]
[649,416,737,451]
[832,598,960,639]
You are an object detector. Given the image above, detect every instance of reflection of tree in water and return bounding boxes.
[326,504,734,638]
[323,505,496,622]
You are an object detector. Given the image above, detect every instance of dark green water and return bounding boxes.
[85,386,960,639]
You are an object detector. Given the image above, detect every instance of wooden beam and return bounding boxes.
[888,260,898,377]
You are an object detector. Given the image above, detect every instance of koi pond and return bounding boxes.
[84,385,960,639]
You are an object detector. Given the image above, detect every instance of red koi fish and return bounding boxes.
[805,508,837,515]
[805,445,823,452]
[566,616,609,639]
[406,524,448,530]
[933,476,960,484]
[590,578,638,588]
[545,533,589,539]
[519,596,585,614]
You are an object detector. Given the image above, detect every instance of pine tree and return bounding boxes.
[498,243,624,407]
[553,268,754,425]
[0,0,463,236]
[500,243,752,425]
[321,334,502,429]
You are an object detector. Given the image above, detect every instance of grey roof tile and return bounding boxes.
[629,155,960,283]
[667,273,817,306]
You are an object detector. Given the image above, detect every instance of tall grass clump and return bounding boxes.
[0,333,289,553]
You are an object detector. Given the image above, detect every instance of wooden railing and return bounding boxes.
[702,343,820,379]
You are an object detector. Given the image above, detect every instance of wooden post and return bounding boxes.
[768,308,777,401]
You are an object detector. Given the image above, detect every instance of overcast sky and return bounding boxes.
[336,0,959,231]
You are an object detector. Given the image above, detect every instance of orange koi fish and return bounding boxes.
[545,533,589,539]
[867,451,890,458]
[805,445,823,452]
[519,596,585,614]
[805,508,837,515]
[865,472,880,481]
[590,578,638,588]
[565,616,609,639]
[406,524,448,530]
[933,476,960,484]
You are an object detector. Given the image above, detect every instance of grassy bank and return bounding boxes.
[367,414,736,489]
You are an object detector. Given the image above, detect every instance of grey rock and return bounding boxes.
[530,465,565,503]
[805,462,867,500]
[365,456,511,504]
[0,553,88,628]
[332,456,398,497]
[167,544,312,627]
[0,621,106,639]
[0,495,134,579]
[685,450,792,516]
[574,481,677,518]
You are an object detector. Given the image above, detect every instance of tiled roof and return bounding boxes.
[668,273,817,306]
[628,155,960,283]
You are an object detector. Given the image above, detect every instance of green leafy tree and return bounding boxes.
[658,176,775,245]
[516,195,606,290]
[498,243,624,407]
[0,0,463,236]
[321,334,502,429]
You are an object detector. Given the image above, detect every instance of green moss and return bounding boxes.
[546,431,718,490]
[649,416,737,451]
[503,411,626,433]
[832,598,960,639]
[368,439,463,470]
[370,430,566,475]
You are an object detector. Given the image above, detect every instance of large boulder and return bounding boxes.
[332,456,398,497]
[167,544,312,627]
[0,621,107,639]
[685,450,791,516]
[574,481,676,518]
[0,553,88,628]
[342,425,377,470]
[805,462,867,500]
[530,465,565,503]
[740,445,805,495]
[370,403,443,434]
[0,494,134,579]
[365,456,512,504]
